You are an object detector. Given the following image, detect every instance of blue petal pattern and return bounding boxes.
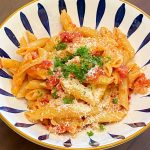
[126,122,146,128]
[38,3,51,36]
[114,3,125,27]
[143,60,150,67]
[89,138,100,147]
[0,88,14,97]
[0,69,12,79]
[127,14,143,38]
[15,123,35,128]
[0,1,150,148]
[20,12,34,34]
[63,139,72,147]
[0,48,10,58]
[59,0,67,14]
[136,32,150,53]
[143,94,150,97]
[137,108,150,112]
[109,133,125,139]
[38,134,49,140]
[4,27,20,48]
[0,106,25,113]
[95,0,106,29]
[77,0,85,27]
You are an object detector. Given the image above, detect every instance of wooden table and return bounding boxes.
[0,0,150,150]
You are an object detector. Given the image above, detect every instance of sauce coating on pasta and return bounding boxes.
[1,10,150,135]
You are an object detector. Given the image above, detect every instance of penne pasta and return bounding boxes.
[26,30,37,43]
[84,109,127,124]
[61,78,96,106]
[20,36,28,48]
[2,10,150,135]
[25,80,46,90]
[60,10,76,31]
[118,78,129,110]
[25,103,97,122]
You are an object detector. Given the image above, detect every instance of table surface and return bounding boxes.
[0,0,150,150]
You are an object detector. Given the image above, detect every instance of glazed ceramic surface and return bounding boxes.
[0,0,150,149]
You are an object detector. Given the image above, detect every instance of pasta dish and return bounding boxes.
[1,10,150,134]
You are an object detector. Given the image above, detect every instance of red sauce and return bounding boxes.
[115,65,128,78]
[38,60,52,70]
[46,75,59,90]
[60,31,82,43]
[133,73,150,94]
[40,95,50,105]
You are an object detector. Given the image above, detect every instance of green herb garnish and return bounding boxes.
[62,64,86,82]
[99,124,105,131]
[91,56,103,67]
[54,55,74,69]
[51,88,58,99]
[47,69,53,75]
[63,96,74,104]
[55,42,67,50]
[53,46,104,81]
[112,98,118,104]
[87,131,94,137]
[75,46,89,57]
[54,57,64,68]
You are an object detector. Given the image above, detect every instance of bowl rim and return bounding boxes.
[0,0,150,149]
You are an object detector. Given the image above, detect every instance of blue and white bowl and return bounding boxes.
[0,0,150,149]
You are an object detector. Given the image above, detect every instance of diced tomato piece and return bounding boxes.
[46,75,59,90]
[91,48,103,56]
[40,98,49,105]
[133,73,150,94]
[60,31,82,43]
[38,60,52,69]
[39,94,50,105]
[87,67,104,81]
[134,73,150,87]
[115,65,128,78]
[56,125,68,134]
[27,66,37,75]
[56,82,63,92]
[70,73,75,78]
[55,123,74,134]
[41,119,51,126]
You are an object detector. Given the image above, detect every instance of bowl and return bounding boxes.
[0,0,150,149]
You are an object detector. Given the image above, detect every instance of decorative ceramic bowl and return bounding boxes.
[0,0,150,149]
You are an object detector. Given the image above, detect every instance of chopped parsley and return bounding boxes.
[87,131,94,137]
[51,88,58,99]
[99,124,105,131]
[90,56,103,67]
[47,69,53,75]
[62,64,86,82]
[61,54,75,63]
[112,98,118,104]
[54,55,74,69]
[53,46,104,81]
[63,96,74,104]
[54,57,64,68]
[55,41,67,50]
[75,46,89,57]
